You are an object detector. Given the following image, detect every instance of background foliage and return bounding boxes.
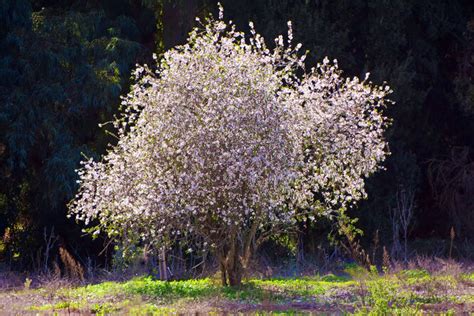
[1,0,474,271]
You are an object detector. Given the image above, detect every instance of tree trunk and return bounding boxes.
[219,255,243,287]
[227,264,242,286]
[217,221,260,287]
[220,260,228,287]
[158,247,168,281]
[227,234,242,286]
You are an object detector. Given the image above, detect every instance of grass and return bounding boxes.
[1,267,473,314]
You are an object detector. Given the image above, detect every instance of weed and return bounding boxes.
[23,277,31,290]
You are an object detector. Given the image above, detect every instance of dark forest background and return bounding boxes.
[1,0,474,272]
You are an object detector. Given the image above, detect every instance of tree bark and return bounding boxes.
[220,260,228,286]
[217,223,259,287]
[225,245,243,286]
[158,247,168,281]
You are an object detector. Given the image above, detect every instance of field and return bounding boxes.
[1,263,473,315]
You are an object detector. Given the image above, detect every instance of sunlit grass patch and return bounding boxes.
[122,277,218,299]
[397,268,431,284]
[60,280,124,299]
[55,275,355,304]
[29,298,144,314]
[29,300,83,312]
[90,302,122,314]
[462,272,474,282]
[250,276,355,297]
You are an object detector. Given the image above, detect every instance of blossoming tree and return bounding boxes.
[69,7,391,286]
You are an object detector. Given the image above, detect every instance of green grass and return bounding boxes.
[5,267,473,314]
[251,276,355,297]
[463,272,474,282]
[55,275,354,304]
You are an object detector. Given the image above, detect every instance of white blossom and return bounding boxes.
[69,10,391,254]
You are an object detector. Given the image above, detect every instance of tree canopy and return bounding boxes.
[69,8,390,285]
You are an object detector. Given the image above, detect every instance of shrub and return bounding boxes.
[69,5,391,286]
